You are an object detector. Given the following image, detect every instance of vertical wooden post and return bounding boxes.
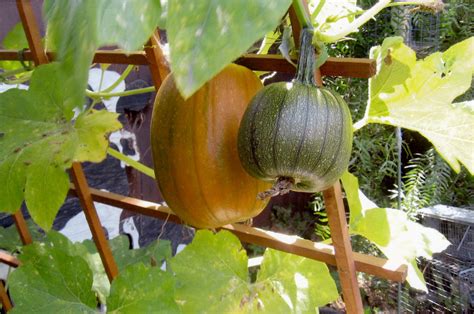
[70,163,119,281]
[323,183,364,313]
[12,210,32,245]
[15,0,48,65]
[289,3,363,312]
[16,0,119,281]
[144,29,170,87]
[0,281,12,312]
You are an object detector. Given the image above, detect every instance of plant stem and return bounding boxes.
[317,0,392,42]
[295,28,316,85]
[292,0,313,29]
[0,67,31,78]
[352,118,368,132]
[1,72,33,85]
[86,86,155,99]
[107,147,156,179]
[101,64,134,93]
[386,1,435,8]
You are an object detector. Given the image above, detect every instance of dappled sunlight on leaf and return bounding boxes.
[0,63,121,230]
[167,0,291,97]
[341,171,450,292]
[170,230,338,313]
[365,37,474,174]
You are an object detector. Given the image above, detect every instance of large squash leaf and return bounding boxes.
[363,36,474,174]
[107,264,179,314]
[108,235,171,271]
[0,63,121,230]
[167,0,291,97]
[43,0,164,114]
[169,230,249,313]
[170,230,338,313]
[45,231,110,304]
[341,171,451,292]
[251,248,338,312]
[9,238,97,313]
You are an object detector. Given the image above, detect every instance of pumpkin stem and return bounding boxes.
[295,28,316,86]
[257,177,294,200]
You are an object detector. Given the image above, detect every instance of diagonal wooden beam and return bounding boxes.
[70,163,118,281]
[16,0,119,282]
[16,0,48,65]
[323,183,364,312]
[0,280,12,312]
[288,2,364,312]
[144,29,170,87]
[0,251,21,268]
[12,210,32,245]
[69,185,408,283]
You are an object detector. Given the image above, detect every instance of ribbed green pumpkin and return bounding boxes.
[237,29,353,194]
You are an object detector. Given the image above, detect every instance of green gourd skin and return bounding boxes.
[237,28,353,193]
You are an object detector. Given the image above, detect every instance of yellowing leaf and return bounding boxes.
[366,37,474,174]
[170,230,338,313]
[9,236,97,313]
[0,63,121,230]
[341,171,450,292]
[254,248,338,312]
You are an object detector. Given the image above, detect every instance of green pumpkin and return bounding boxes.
[237,28,353,195]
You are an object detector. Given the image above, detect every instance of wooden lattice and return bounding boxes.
[0,1,410,313]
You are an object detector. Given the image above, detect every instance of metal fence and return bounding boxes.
[397,205,474,313]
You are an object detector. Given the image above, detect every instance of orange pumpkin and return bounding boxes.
[150,64,271,228]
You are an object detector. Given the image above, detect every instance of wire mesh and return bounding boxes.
[459,268,474,312]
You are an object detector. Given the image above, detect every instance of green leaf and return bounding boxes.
[82,235,172,302]
[107,264,179,314]
[251,248,338,312]
[43,0,163,112]
[98,1,164,50]
[366,36,474,174]
[170,230,249,313]
[0,23,29,71]
[46,232,110,304]
[170,230,337,313]
[167,0,291,97]
[108,235,171,271]
[0,63,121,230]
[9,237,97,313]
[0,219,45,252]
[341,171,451,291]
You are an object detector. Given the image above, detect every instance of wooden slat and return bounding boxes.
[289,1,363,310]
[12,210,32,245]
[0,49,376,78]
[324,183,364,313]
[237,55,375,78]
[69,185,407,282]
[0,281,12,312]
[288,5,302,46]
[70,163,119,281]
[93,50,148,65]
[0,252,20,268]
[144,30,170,86]
[16,0,120,283]
[16,0,48,65]
[0,50,149,65]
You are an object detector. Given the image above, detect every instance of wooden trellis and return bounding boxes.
[0,1,409,313]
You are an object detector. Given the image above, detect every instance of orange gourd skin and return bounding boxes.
[150,64,271,228]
